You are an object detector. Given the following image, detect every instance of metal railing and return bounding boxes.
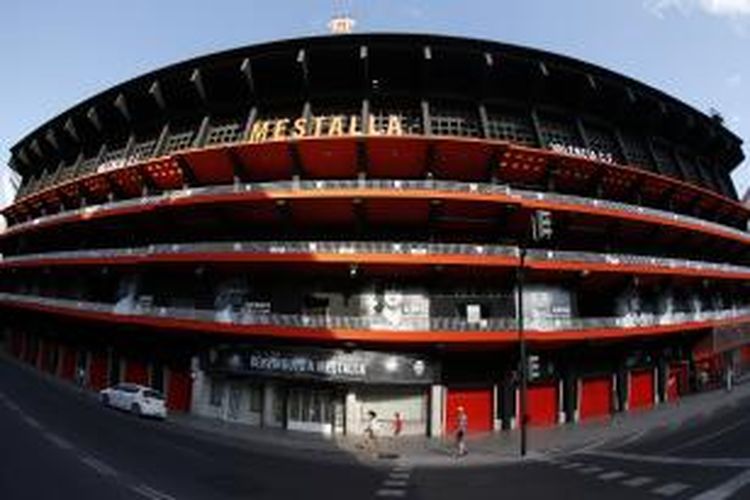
[2,239,750,279]
[2,291,749,334]
[6,179,749,245]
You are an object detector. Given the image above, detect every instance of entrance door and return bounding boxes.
[580,376,612,421]
[528,383,558,427]
[287,388,334,434]
[446,387,493,434]
[226,383,243,422]
[629,369,654,410]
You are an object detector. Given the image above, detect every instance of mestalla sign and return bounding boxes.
[205,345,437,385]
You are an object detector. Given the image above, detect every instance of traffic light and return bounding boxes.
[527,354,541,381]
[532,210,553,242]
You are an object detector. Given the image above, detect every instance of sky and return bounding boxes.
[1,0,749,208]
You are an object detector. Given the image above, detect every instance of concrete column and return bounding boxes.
[189,356,203,414]
[263,382,283,428]
[345,390,358,436]
[575,378,582,422]
[558,379,565,424]
[429,384,444,438]
[493,384,502,431]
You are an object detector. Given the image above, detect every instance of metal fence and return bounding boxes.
[2,291,749,334]
[7,179,750,245]
[3,238,750,278]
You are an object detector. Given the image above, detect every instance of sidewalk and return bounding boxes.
[170,376,750,468]
[5,351,750,469]
[358,377,750,468]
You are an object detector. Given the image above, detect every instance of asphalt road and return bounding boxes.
[3,357,750,499]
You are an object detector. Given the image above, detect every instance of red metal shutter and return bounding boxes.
[580,376,612,420]
[446,387,493,434]
[629,369,654,410]
[527,383,558,427]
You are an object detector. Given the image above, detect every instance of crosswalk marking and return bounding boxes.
[652,482,690,497]
[376,489,406,497]
[130,484,176,500]
[560,462,582,469]
[579,466,604,475]
[389,472,410,480]
[598,471,627,481]
[383,480,408,488]
[622,476,654,488]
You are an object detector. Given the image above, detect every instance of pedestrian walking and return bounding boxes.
[363,410,380,455]
[454,406,468,458]
[75,366,86,389]
[393,411,404,438]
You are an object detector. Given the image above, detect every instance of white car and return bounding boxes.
[100,383,167,419]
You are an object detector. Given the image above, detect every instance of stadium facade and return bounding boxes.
[1,33,749,436]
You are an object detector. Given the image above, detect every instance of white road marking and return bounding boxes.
[612,429,648,449]
[622,476,655,488]
[689,469,750,500]
[579,465,604,475]
[79,456,117,477]
[6,402,20,412]
[560,462,583,469]
[582,450,750,469]
[23,415,43,430]
[389,472,410,480]
[43,432,74,451]
[130,484,176,500]
[376,489,406,497]
[598,471,627,481]
[663,416,750,454]
[383,480,408,488]
[653,482,690,497]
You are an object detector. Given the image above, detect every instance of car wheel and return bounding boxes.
[131,403,142,417]
[102,394,110,407]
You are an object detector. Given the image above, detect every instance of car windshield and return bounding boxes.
[144,390,165,400]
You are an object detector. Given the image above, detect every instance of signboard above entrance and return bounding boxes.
[205,345,437,385]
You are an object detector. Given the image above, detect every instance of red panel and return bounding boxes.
[110,168,145,197]
[298,138,358,178]
[184,149,235,184]
[527,383,558,427]
[235,142,293,181]
[60,346,77,381]
[89,352,109,390]
[366,199,430,226]
[446,387,493,434]
[167,368,192,412]
[433,141,493,181]
[291,199,355,225]
[629,369,654,410]
[497,150,547,184]
[124,359,149,385]
[141,159,184,190]
[580,376,612,420]
[367,138,427,178]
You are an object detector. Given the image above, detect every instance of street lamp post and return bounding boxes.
[517,245,528,457]
[518,209,552,457]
